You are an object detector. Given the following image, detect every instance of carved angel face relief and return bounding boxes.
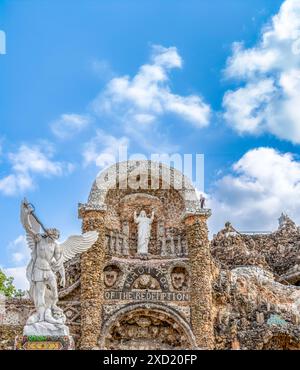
[104,266,120,288]
[171,267,188,290]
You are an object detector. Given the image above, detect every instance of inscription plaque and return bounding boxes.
[104,290,189,302]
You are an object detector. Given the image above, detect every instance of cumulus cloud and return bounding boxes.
[83,130,129,169]
[51,113,91,139]
[92,45,211,128]
[0,144,73,196]
[209,147,300,234]
[223,0,300,143]
[223,79,276,134]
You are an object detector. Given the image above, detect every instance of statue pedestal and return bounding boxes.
[14,335,75,350]
[23,320,69,336]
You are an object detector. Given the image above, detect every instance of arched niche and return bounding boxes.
[100,303,196,350]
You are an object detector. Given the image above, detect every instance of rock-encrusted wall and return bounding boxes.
[80,210,106,349]
[211,215,300,350]
[0,325,23,350]
[0,296,31,350]
[212,266,300,349]
[250,218,300,277]
[211,216,300,282]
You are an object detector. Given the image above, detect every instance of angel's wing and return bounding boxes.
[25,232,35,250]
[60,231,99,263]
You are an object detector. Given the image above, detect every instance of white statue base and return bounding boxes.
[24,321,69,336]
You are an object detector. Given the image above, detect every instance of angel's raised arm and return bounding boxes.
[20,199,41,242]
[134,210,138,223]
[20,200,35,235]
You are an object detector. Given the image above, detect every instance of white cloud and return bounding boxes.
[0,144,73,196]
[0,173,33,196]
[209,147,300,234]
[223,0,300,143]
[7,235,30,266]
[223,79,276,134]
[51,113,91,139]
[92,45,211,128]
[3,266,28,291]
[9,145,64,175]
[83,130,129,169]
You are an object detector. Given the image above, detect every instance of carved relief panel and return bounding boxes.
[103,262,190,304]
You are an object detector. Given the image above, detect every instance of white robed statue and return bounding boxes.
[134,210,154,255]
[20,199,98,336]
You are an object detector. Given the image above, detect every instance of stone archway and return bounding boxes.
[100,303,196,350]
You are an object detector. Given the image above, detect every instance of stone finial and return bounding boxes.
[225,221,232,230]
[223,221,238,237]
[278,213,297,232]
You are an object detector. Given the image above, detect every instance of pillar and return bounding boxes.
[80,210,106,349]
[184,211,215,349]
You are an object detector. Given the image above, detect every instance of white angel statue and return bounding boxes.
[134,210,154,255]
[20,199,98,336]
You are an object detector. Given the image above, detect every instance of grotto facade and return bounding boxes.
[1,160,300,350]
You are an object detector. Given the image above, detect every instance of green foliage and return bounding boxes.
[14,289,25,298]
[0,269,25,298]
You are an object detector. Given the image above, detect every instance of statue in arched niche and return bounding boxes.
[134,210,154,255]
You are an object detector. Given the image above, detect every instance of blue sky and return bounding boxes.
[2,0,300,289]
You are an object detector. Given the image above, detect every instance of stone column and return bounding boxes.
[184,210,215,349]
[80,210,106,349]
[122,221,129,255]
[158,221,167,256]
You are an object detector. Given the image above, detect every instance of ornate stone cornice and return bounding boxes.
[78,202,107,218]
[182,208,212,221]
